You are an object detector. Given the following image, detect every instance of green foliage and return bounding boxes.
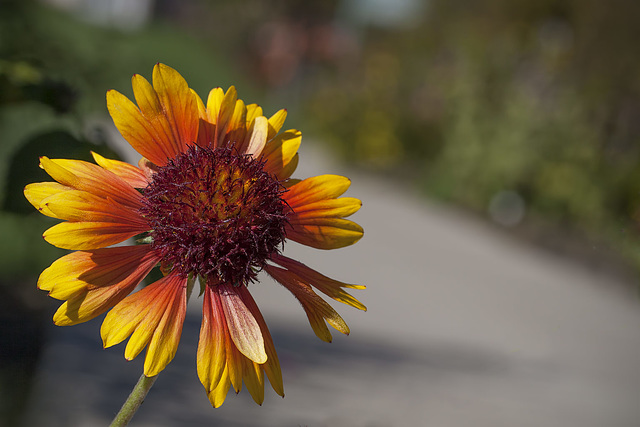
[0,1,252,285]
[302,0,640,270]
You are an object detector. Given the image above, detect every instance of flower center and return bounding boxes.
[139,146,288,285]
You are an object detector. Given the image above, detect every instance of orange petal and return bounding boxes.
[43,221,146,250]
[144,282,189,376]
[108,89,172,166]
[40,157,142,209]
[197,87,243,149]
[265,265,349,342]
[195,89,214,148]
[41,189,146,226]
[150,63,199,155]
[108,64,198,165]
[91,152,148,188]
[283,174,351,209]
[235,284,284,397]
[198,283,228,393]
[270,254,366,311]
[286,217,364,249]
[38,245,157,297]
[200,282,282,408]
[217,283,267,364]
[101,273,188,376]
[45,246,161,325]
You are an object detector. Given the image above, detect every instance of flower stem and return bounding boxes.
[109,276,195,426]
[109,373,157,427]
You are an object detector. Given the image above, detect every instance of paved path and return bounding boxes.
[24,139,640,426]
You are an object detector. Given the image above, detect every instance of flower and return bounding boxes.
[24,63,365,407]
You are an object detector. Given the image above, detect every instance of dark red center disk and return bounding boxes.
[140,146,288,285]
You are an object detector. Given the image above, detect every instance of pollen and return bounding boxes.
[139,145,288,284]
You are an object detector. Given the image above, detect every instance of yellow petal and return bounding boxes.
[195,89,214,148]
[53,262,159,326]
[267,109,288,140]
[43,221,145,250]
[207,367,232,408]
[236,285,284,397]
[277,153,299,181]
[227,99,247,132]
[270,253,366,311]
[291,197,362,219]
[244,116,268,158]
[197,87,226,148]
[261,130,301,178]
[223,98,248,151]
[287,217,364,249]
[44,246,160,326]
[53,285,134,326]
[39,156,80,187]
[225,336,244,393]
[107,89,173,166]
[42,190,145,225]
[245,104,263,124]
[40,157,142,209]
[144,280,188,376]
[243,359,265,405]
[194,88,206,117]
[101,273,187,376]
[197,284,228,393]
[24,182,71,217]
[150,63,199,155]
[214,86,238,147]
[266,265,350,342]
[284,174,351,208]
[91,152,148,188]
[217,283,267,364]
[205,87,225,124]
[38,245,156,298]
[108,64,198,166]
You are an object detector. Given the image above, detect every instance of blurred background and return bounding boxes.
[2,0,640,425]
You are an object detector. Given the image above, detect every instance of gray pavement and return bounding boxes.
[23,138,640,426]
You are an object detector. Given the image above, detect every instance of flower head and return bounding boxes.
[25,63,365,407]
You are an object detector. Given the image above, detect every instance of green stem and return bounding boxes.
[109,276,196,426]
[109,374,157,427]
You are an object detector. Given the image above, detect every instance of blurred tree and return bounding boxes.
[287,0,640,273]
